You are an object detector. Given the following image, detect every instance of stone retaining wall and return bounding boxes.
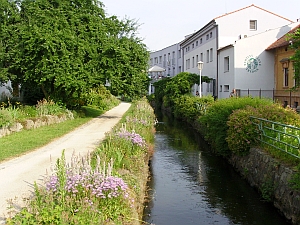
[0,113,74,138]
[229,147,300,224]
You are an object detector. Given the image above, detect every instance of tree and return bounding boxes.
[0,0,149,105]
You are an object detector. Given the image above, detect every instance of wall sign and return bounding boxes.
[244,55,261,73]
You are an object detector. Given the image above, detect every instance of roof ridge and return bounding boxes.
[214,4,294,23]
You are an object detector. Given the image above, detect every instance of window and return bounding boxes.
[206,50,209,63]
[220,85,223,92]
[196,41,198,46]
[159,56,162,64]
[186,59,190,69]
[284,68,289,87]
[172,51,175,65]
[200,53,203,62]
[210,48,213,62]
[154,57,158,64]
[192,43,194,49]
[200,38,202,44]
[224,85,229,92]
[196,55,199,63]
[250,20,257,30]
[210,32,212,38]
[192,57,194,68]
[178,50,181,58]
[206,34,209,40]
[224,56,229,72]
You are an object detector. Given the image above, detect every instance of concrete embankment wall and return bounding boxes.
[228,148,300,224]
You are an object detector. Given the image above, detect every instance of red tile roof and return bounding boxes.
[266,24,300,50]
[214,4,294,23]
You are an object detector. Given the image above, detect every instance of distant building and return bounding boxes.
[149,43,182,79]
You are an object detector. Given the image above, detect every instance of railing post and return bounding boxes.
[259,89,261,98]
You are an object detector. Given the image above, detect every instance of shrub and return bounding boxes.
[173,94,214,121]
[227,103,300,155]
[199,97,274,156]
[0,109,13,128]
[82,85,120,111]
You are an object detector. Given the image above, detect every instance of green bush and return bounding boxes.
[199,97,274,156]
[0,109,13,128]
[82,85,120,111]
[173,94,214,121]
[227,103,300,155]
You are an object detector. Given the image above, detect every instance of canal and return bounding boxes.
[143,111,290,225]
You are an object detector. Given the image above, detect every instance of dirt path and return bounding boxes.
[0,102,131,224]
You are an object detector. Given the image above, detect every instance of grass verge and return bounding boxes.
[0,106,104,162]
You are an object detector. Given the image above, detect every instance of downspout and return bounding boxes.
[216,25,219,99]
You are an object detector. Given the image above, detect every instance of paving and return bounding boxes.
[0,102,131,224]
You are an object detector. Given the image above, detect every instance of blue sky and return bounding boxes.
[102,0,300,52]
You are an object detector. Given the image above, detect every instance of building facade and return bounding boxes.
[180,4,294,97]
[149,43,182,79]
[266,24,300,108]
[218,22,300,99]
[149,4,296,98]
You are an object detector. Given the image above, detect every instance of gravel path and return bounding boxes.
[0,102,131,224]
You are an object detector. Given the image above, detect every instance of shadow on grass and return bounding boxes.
[81,106,104,118]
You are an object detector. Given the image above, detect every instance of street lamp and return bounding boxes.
[197,61,204,97]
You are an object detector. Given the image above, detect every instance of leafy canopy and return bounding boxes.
[0,0,149,105]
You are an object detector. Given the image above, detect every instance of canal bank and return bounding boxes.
[179,112,300,224]
[190,116,300,224]
[143,111,291,225]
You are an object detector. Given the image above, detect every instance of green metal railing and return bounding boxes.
[250,116,300,159]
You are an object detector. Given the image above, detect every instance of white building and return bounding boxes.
[149,43,182,79]
[181,4,295,97]
[151,4,294,97]
[218,22,300,99]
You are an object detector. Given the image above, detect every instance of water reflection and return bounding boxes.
[143,110,290,225]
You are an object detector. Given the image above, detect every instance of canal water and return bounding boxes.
[143,111,290,225]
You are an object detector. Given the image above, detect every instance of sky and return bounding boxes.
[102,0,300,52]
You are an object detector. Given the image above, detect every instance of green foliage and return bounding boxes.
[0,108,12,127]
[81,85,120,111]
[289,164,300,190]
[152,77,171,108]
[288,27,300,88]
[0,0,149,105]
[153,72,199,110]
[260,180,274,202]
[36,98,65,116]
[173,94,214,121]
[227,103,300,155]
[199,97,274,156]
